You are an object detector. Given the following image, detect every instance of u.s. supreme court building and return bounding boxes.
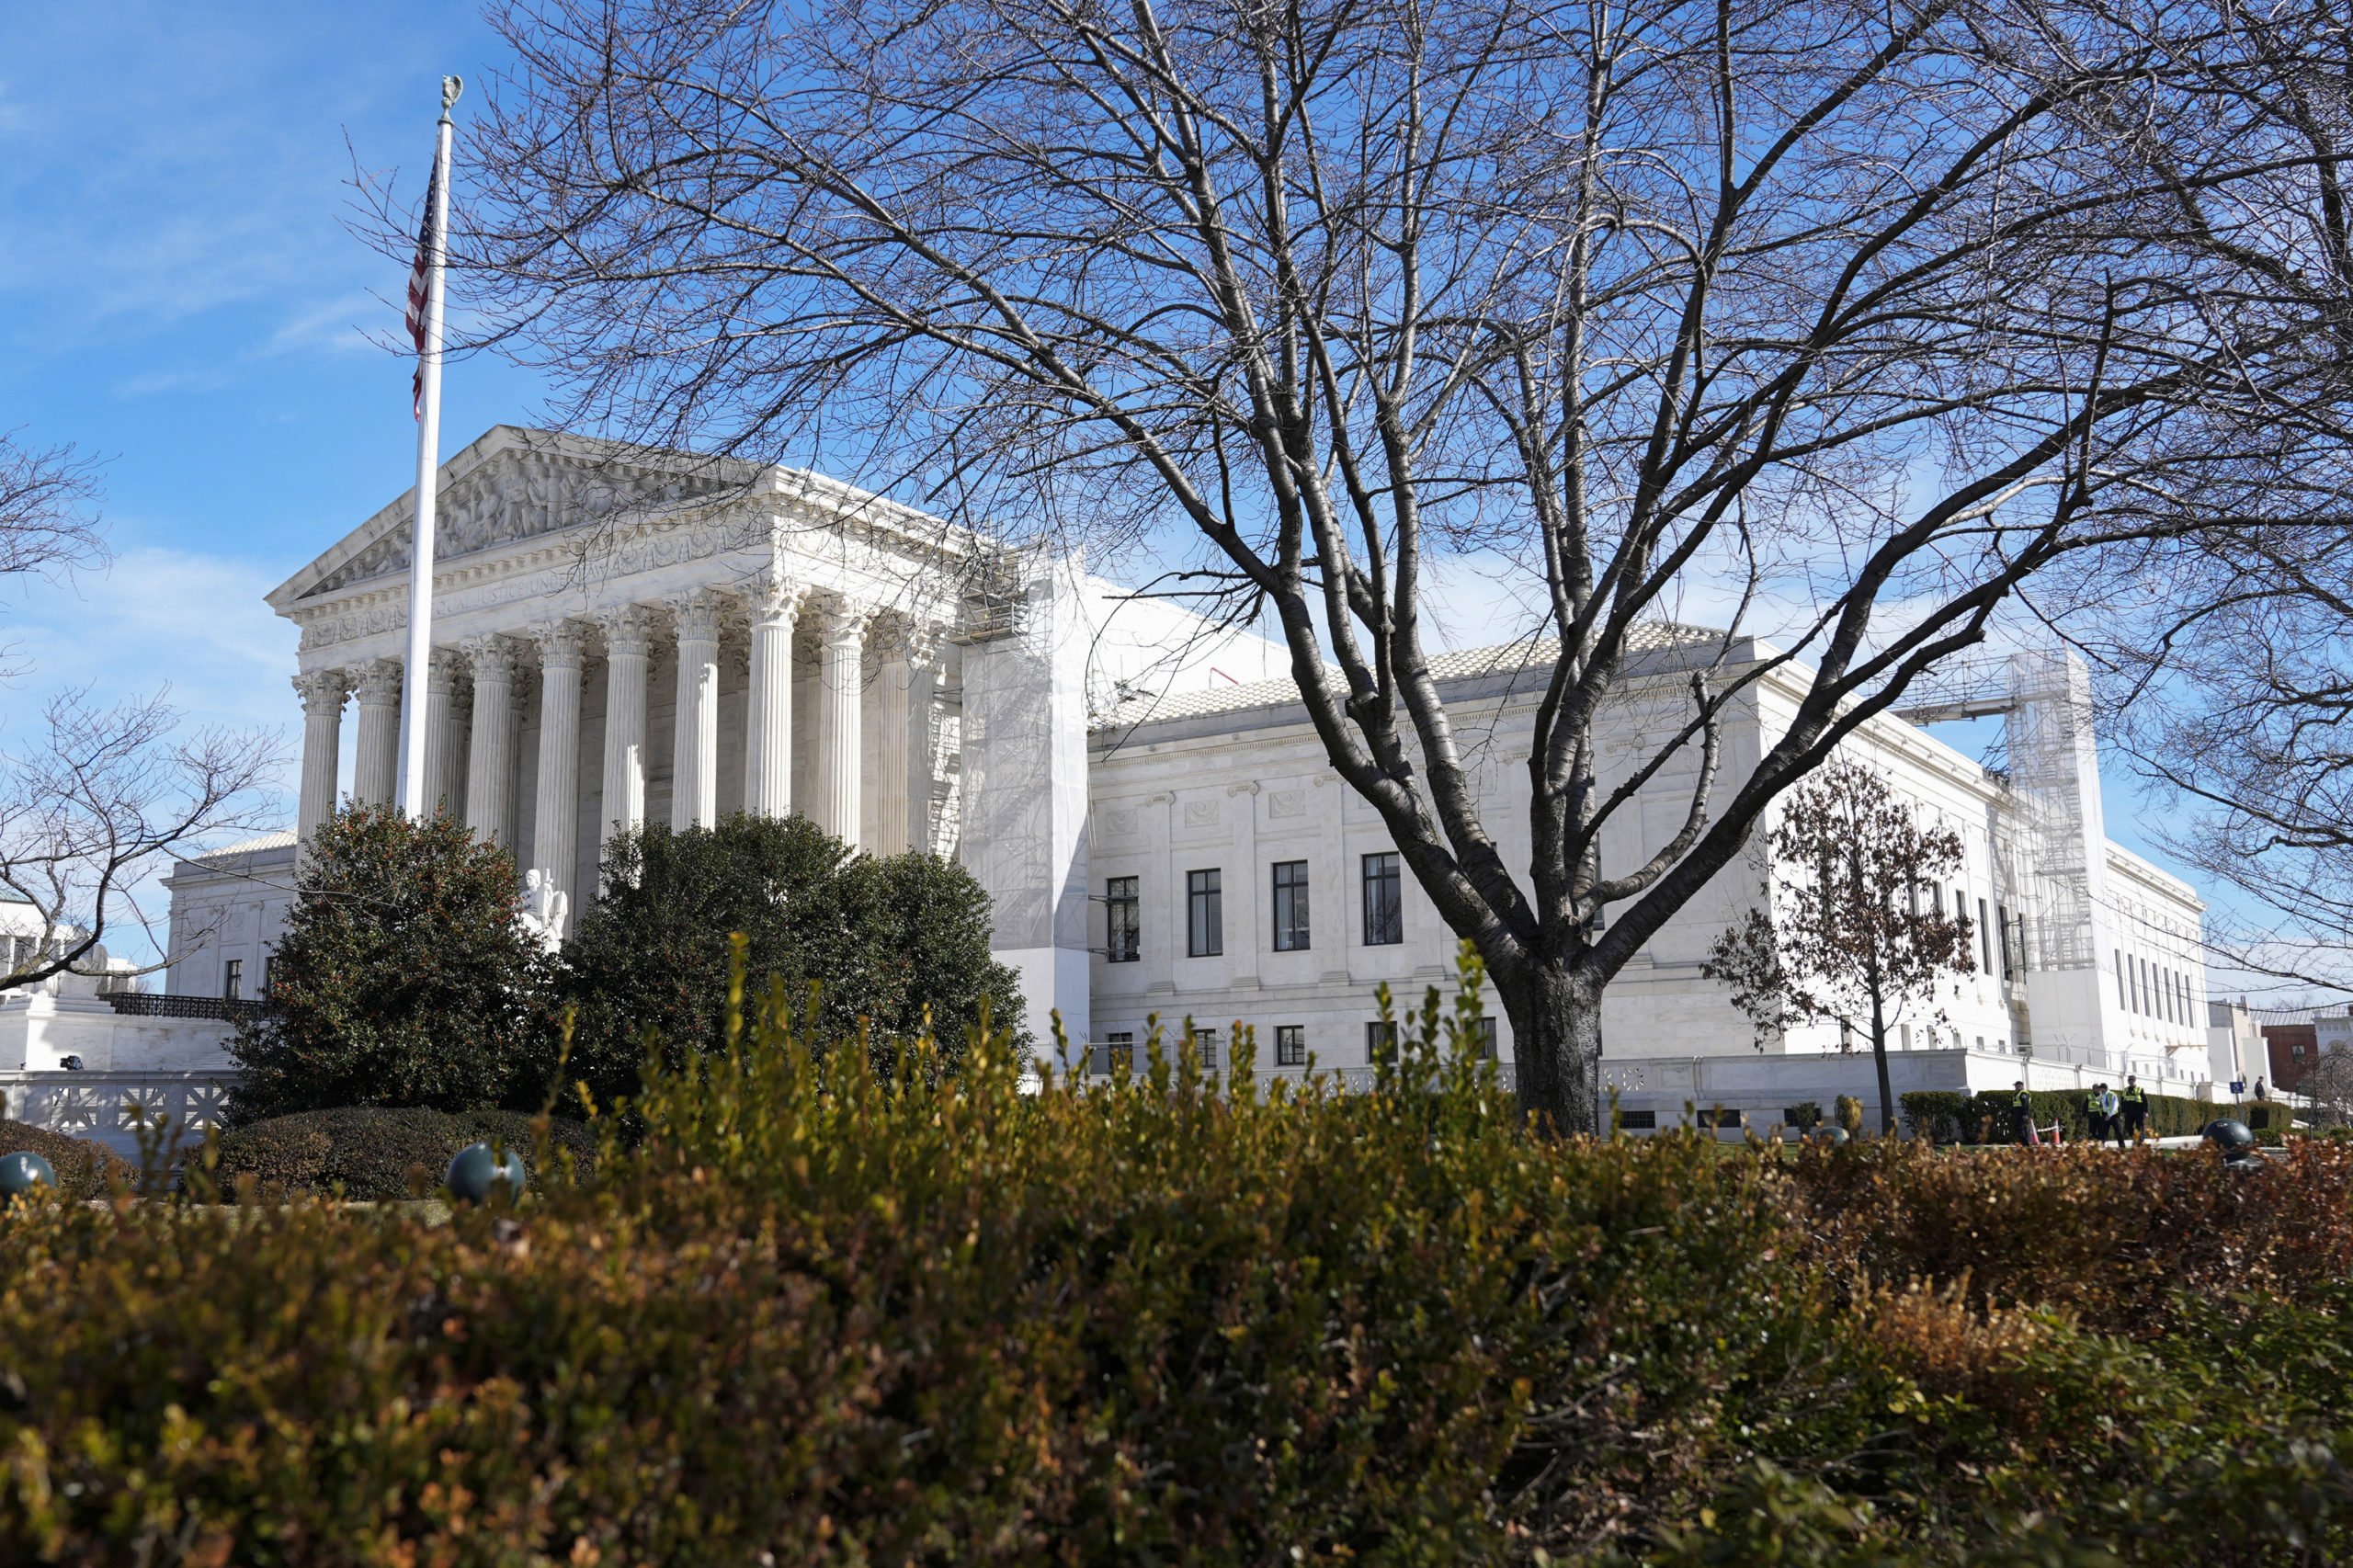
[26,423,2225,1145]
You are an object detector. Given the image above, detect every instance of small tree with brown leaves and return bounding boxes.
[1702,761,1974,1135]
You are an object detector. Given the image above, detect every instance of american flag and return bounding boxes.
[404,161,442,420]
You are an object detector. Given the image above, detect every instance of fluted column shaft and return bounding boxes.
[873,636,915,857]
[351,659,404,808]
[425,650,470,820]
[463,637,519,847]
[669,590,722,831]
[745,574,804,818]
[531,623,585,896]
[293,669,347,847]
[813,600,868,846]
[597,608,653,850]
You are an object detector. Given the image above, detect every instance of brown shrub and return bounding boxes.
[1791,1138,2353,1333]
[208,1108,597,1200]
[0,1121,136,1200]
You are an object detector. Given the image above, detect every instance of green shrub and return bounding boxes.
[207,1107,597,1200]
[229,805,550,1121]
[1834,1094,1864,1134]
[0,1121,134,1199]
[1786,1100,1823,1131]
[549,812,1026,1114]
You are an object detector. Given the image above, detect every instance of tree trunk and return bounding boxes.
[1505,960,1605,1138]
[1869,983,1895,1136]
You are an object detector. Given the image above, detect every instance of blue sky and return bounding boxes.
[0,2,2290,998]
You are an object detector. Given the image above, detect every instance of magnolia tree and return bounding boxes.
[434,0,2350,1132]
[1701,761,1974,1135]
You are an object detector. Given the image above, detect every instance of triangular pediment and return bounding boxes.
[267,426,753,608]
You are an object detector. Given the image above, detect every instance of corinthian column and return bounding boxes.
[744,572,805,818]
[425,650,470,819]
[463,636,519,847]
[530,622,586,897]
[292,668,348,847]
[871,619,919,857]
[350,658,403,808]
[813,597,869,846]
[668,588,723,830]
[596,606,653,849]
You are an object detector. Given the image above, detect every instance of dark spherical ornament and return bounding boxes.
[1814,1127,1850,1146]
[444,1142,528,1205]
[0,1152,56,1204]
[2203,1119,2257,1162]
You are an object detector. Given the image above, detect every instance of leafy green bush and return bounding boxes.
[548,812,1025,1112]
[0,1121,134,1199]
[228,805,551,1121]
[207,1107,596,1200]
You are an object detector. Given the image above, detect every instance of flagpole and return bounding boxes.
[396,74,462,820]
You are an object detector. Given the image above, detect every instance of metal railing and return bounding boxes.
[102,993,272,1023]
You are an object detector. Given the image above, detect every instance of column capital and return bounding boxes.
[426,646,467,693]
[354,657,404,705]
[594,603,656,658]
[292,668,349,717]
[747,569,809,626]
[664,586,725,642]
[813,594,874,645]
[460,634,519,683]
[529,619,589,671]
[875,614,949,671]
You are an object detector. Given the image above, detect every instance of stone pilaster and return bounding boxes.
[813,597,870,846]
[463,636,519,847]
[350,658,404,808]
[530,621,586,897]
[667,589,723,831]
[744,571,806,819]
[872,618,942,858]
[293,668,349,848]
[596,606,654,851]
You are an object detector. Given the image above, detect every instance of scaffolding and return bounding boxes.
[1893,648,2102,973]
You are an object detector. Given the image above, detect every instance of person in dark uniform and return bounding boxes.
[2120,1075,2149,1146]
[2010,1080,2034,1145]
[2086,1083,2112,1145]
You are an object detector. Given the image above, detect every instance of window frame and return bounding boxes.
[1104,876,1141,963]
[1270,859,1311,952]
[1274,1024,1307,1067]
[1186,868,1223,958]
[1361,852,1404,947]
[222,958,244,1001]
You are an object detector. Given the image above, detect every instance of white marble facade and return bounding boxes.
[276,426,989,904]
[154,424,2218,1134]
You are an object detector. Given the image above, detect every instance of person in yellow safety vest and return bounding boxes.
[2087,1083,2115,1145]
[2120,1075,2149,1146]
[2009,1080,2034,1145]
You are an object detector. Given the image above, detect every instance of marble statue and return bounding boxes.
[518,868,569,955]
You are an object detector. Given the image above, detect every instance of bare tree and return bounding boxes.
[1701,760,1973,1134]
[439,0,2350,1132]
[0,430,108,676]
[0,689,282,994]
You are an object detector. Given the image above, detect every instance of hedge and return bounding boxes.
[0,1122,135,1199]
[1898,1085,2231,1144]
[206,1107,597,1200]
[6,956,2353,1562]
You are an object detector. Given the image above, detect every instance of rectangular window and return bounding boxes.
[1900,1023,1913,1051]
[259,956,273,998]
[1366,1019,1397,1062]
[2116,949,2127,1008]
[1700,1108,1744,1129]
[1275,1024,1306,1067]
[1476,1017,1499,1062]
[1194,1028,1220,1070]
[1955,890,1973,971]
[1978,899,1993,975]
[1362,852,1404,946]
[1187,869,1223,957]
[1618,1109,1658,1131]
[1105,877,1140,962]
[1995,903,2013,978]
[1096,1031,1135,1076]
[1270,860,1311,951]
[222,959,243,1001]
